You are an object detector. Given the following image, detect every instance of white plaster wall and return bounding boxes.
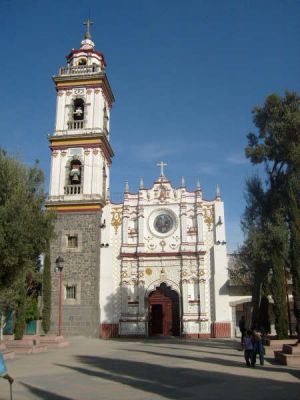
[93,91,104,131]
[49,152,61,197]
[55,92,66,132]
[213,245,231,321]
[83,149,93,195]
[99,204,114,323]
[214,201,226,243]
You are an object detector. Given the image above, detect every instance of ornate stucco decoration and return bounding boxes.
[145,268,152,276]
[160,240,166,251]
[203,206,213,231]
[144,236,153,242]
[111,208,122,233]
[158,185,167,201]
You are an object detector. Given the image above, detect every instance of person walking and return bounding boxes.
[243,330,254,367]
[252,326,265,366]
[238,316,246,346]
[0,351,14,399]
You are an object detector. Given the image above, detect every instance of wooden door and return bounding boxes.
[148,283,180,336]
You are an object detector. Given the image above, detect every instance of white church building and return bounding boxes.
[46,24,250,339]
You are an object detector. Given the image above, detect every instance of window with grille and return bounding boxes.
[66,285,76,299]
[67,235,78,248]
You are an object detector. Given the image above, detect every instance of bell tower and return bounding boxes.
[47,21,114,337]
[48,19,114,208]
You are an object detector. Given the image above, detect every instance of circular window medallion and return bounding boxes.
[154,213,173,234]
[148,209,177,237]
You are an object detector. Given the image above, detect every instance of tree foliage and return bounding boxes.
[0,149,55,338]
[241,91,300,337]
[42,244,52,334]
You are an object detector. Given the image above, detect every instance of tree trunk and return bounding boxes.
[271,252,289,339]
[14,283,26,340]
[42,245,52,334]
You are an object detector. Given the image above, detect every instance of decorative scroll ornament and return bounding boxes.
[148,243,157,250]
[111,208,122,233]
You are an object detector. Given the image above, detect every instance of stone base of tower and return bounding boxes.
[50,210,101,337]
[51,305,100,337]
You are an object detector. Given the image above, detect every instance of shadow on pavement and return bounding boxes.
[113,337,239,350]
[56,355,300,400]
[124,347,300,380]
[19,383,74,400]
[124,344,240,358]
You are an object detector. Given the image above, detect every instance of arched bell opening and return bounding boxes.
[78,58,87,66]
[69,159,82,185]
[148,282,180,337]
[73,98,85,121]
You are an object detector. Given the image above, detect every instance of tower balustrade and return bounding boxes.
[59,65,101,76]
[64,184,82,195]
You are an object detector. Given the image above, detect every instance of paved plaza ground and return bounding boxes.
[0,337,299,400]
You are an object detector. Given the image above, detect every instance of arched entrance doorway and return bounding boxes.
[148,283,180,336]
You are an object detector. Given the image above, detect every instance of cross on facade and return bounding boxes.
[84,18,94,38]
[157,161,167,176]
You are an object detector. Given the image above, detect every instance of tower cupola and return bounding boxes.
[66,19,106,72]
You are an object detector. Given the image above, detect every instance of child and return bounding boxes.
[243,330,254,367]
[0,351,14,384]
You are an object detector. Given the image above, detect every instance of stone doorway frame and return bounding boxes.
[146,281,181,337]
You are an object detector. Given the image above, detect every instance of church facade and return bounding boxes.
[46,26,238,339]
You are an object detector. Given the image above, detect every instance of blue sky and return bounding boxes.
[1,0,299,252]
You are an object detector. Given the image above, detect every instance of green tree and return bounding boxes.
[14,280,26,340]
[42,244,52,334]
[245,91,300,338]
[0,149,55,339]
[288,180,300,336]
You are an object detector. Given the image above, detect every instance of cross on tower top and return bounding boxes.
[83,18,94,39]
[157,161,167,177]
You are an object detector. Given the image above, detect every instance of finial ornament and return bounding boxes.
[106,187,110,200]
[181,176,186,188]
[196,177,201,190]
[84,18,94,39]
[216,184,221,199]
[125,181,129,193]
[139,178,144,190]
[157,161,167,177]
